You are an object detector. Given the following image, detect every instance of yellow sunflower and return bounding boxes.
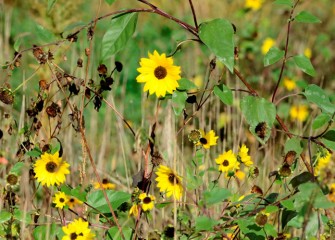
[62,218,95,240]
[314,148,331,176]
[289,105,308,122]
[261,38,275,55]
[53,191,68,209]
[136,50,181,98]
[34,152,70,187]
[139,193,155,212]
[238,144,253,167]
[93,178,116,190]
[67,197,83,209]
[129,204,139,217]
[215,150,240,174]
[155,165,183,200]
[245,0,263,11]
[197,130,219,149]
[283,77,296,91]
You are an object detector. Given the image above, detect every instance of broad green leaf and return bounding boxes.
[314,193,335,209]
[13,209,32,223]
[0,211,11,223]
[105,0,116,5]
[14,37,22,52]
[101,13,138,61]
[265,205,279,214]
[240,96,276,143]
[295,11,321,23]
[203,187,231,205]
[177,78,197,91]
[264,223,278,238]
[264,47,284,66]
[195,216,217,232]
[312,113,331,130]
[33,223,62,239]
[107,226,132,240]
[70,186,87,202]
[87,190,131,213]
[214,84,233,105]
[303,84,335,114]
[323,130,335,141]
[171,91,187,116]
[62,21,86,33]
[199,19,235,72]
[281,209,297,229]
[322,139,335,151]
[35,23,55,43]
[292,55,316,77]
[284,137,303,155]
[10,162,25,175]
[47,0,57,13]
[273,0,293,6]
[281,199,295,211]
[26,147,42,157]
[186,167,202,191]
[155,202,172,209]
[305,213,319,238]
[289,172,314,189]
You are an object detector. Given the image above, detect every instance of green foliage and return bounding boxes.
[295,11,321,24]
[107,226,133,240]
[172,91,188,116]
[303,84,335,114]
[292,55,316,77]
[264,47,284,66]
[213,84,233,106]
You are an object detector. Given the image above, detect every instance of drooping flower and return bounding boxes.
[304,47,312,59]
[136,50,181,98]
[283,77,296,91]
[245,0,263,11]
[34,152,70,187]
[67,197,83,209]
[62,218,95,240]
[94,178,116,190]
[261,38,275,55]
[216,150,240,174]
[155,165,183,200]
[129,204,139,217]
[238,144,253,167]
[139,193,155,211]
[289,105,308,122]
[197,130,219,149]
[53,191,68,209]
[314,148,332,176]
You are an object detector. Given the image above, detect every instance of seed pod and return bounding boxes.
[255,122,267,140]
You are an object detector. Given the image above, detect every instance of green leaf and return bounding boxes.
[13,209,32,223]
[107,226,132,240]
[33,223,62,239]
[105,0,116,5]
[312,113,331,130]
[26,147,42,157]
[264,47,284,66]
[214,84,233,105]
[0,211,11,223]
[186,167,202,191]
[281,199,295,211]
[177,78,197,91]
[10,162,25,175]
[101,13,138,61]
[265,205,279,214]
[155,202,172,209]
[264,223,278,237]
[203,187,231,205]
[35,23,55,43]
[14,37,22,52]
[62,21,86,33]
[70,186,87,202]
[171,91,188,116]
[273,0,293,6]
[292,55,316,77]
[86,190,131,213]
[284,137,303,155]
[323,130,335,141]
[303,84,335,114]
[199,18,235,72]
[322,138,335,151]
[240,96,276,143]
[195,216,217,232]
[295,11,321,23]
[47,0,57,13]
[289,172,314,189]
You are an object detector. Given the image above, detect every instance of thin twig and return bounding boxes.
[188,0,199,30]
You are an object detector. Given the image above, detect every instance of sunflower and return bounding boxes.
[136,50,181,98]
[34,152,70,187]
[93,178,116,190]
[139,193,155,211]
[197,130,218,149]
[261,38,275,55]
[314,148,331,176]
[238,144,253,167]
[62,218,95,240]
[53,191,68,209]
[67,197,83,209]
[215,150,240,174]
[155,165,183,200]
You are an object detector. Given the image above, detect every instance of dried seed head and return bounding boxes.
[6,174,18,185]
[255,122,267,140]
[77,58,83,68]
[39,80,49,90]
[255,212,268,227]
[46,102,61,118]
[284,151,297,166]
[251,185,263,195]
[97,64,108,75]
[151,151,163,166]
[188,129,202,144]
[279,163,292,177]
[249,166,259,178]
[0,88,14,105]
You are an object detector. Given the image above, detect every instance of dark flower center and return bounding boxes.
[7,174,18,185]
[168,174,179,185]
[69,198,75,203]
[70,233,77,240]
[60,198,65,203]
[46,161,58,173]
[222,160,229,167]
[102,178,108,184]
[143,196,152,204]
[199,138,208,144]
[154,66,167,79]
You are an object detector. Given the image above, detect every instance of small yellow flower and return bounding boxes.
[314,148,331,176]
[289,105,308,122]
[238,144,253,167]
[62,218,95,240]
[94,178,116,190]
[129,204,139,217]
[139,193,155,211]
[197,130,219,149]
[283,77,296,91]
[235,170,246,180]
[215,150,240,174]
[155,165,183,200]
[34,152,70,187]
[53,192,68,209]
[136,50,181,98]
[245,0,263,11]
[67,197,83,209]
[304,47,312,59]
[328,183,335,202]
[261,38,275,55]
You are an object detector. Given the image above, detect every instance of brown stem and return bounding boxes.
[188,0,199,30]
